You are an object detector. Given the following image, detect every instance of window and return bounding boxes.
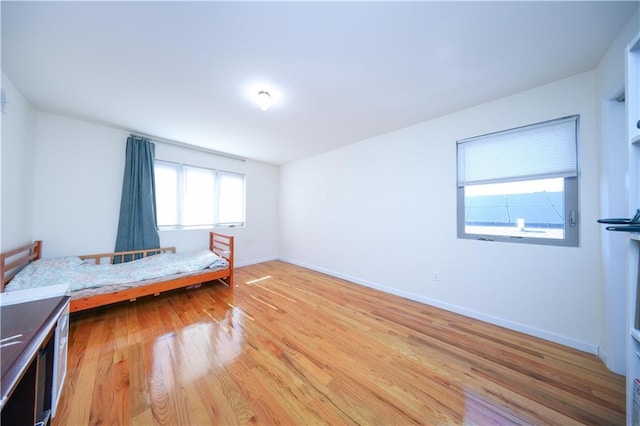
[456,115,579,246]
[155,160,245,228]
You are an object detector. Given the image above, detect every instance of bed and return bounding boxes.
[0,232,234,313]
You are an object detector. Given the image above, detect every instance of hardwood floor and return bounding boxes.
[52,261,625,425]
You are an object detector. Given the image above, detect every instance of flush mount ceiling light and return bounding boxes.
[256,91,272,111]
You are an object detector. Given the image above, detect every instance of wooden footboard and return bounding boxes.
[0,232,235,312]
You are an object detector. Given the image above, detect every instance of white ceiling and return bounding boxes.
[2,1,637,165]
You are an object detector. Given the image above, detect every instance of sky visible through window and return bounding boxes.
[465,178,563,197]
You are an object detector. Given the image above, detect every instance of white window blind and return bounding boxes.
[457,116,578,186]
[217,171,245,225]
[182,165,216,226]
[155,161,180,226]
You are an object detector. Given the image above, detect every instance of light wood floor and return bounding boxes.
[53,260,625,425]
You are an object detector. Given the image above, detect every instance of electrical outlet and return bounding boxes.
[433,271,440,281]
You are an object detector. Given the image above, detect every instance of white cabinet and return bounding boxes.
[51,301,69,418]
[626,31,640,426]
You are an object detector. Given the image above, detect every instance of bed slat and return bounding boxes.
[80,247,176,265]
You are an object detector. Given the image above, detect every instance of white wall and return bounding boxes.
[595,9,639,374]
[280,71,602,353]
[1,72,36,251]
[32,112,279,265]
[597,10,640,100]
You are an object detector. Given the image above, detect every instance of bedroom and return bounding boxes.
[2,1,640,424]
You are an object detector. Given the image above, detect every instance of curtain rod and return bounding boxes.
[129,132,246,162]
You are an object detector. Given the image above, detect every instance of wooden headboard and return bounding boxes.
[210,231,234,286]
[0,240,42,292]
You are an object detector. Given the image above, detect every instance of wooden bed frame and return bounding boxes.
[0,232,234,313]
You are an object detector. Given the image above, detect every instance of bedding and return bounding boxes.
[6,249,229,293]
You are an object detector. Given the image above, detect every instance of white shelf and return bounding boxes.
[627,30,640,426]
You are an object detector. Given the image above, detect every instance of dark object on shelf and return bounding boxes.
[598,209,640,224]
[606,225,640,232]
[637,119,640,129]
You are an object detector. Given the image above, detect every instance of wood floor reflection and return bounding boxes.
[52,260,625,425]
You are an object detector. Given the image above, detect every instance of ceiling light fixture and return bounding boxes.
[256,90,272,111]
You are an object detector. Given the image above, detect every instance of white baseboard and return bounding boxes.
[235,256,278,268]
[279,257,599,355]
[598,346,607,366]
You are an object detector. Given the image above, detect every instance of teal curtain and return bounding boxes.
[114,136,160,259]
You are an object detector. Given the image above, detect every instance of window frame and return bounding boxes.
[456,116,579,247]
[154,160,246,230]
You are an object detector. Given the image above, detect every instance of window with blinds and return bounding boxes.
[456,115,579,246]
[155,160,245,229]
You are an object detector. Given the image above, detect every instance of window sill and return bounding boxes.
[158,224,244,232]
